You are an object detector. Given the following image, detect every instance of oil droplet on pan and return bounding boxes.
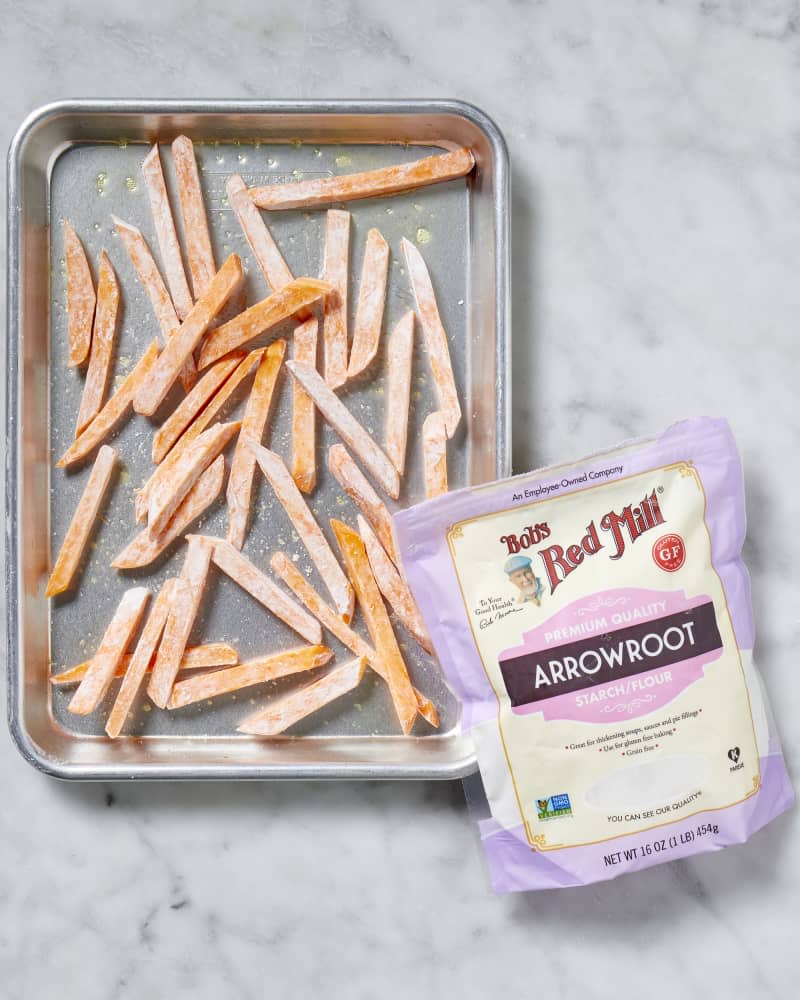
[124,176,137,192]
[415,227,432,246]
[334,154,352,168]
[96,172,108,195]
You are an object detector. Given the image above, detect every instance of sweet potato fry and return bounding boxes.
[226,340,286,549]
[172,135,216,299]
[57,341,160,469]
[328,444,397,564]
[133,253,244,417]
[167,645,332,710]
[226,173,293,292]
[68,586,151,715]
[414,692,440,728]
[347,227,389,379]
[249,147,475,210]
[46,445,117,597]
[106,578,178,737]
[331,519,417,734]
[285,361,400,499]
[291,318,318,494]
[202,535,323,645]
[175,349,264,452]
[384,311,414,476]
[147,536,213,708]
[196,277,332,370]
[113,216,179,341]
[179,643,239,670]
[136,351,262,521]
[147,421,241,537]
[322,210,350,389]
[249,443,354,622]
[51,642,238,686]
[75,251,120,437]
[401,238,461,438]
[113,215,195,391]
[356,515,432,654]
[270,551,438,726]
[422,411,448,498]
[269,551,373,659]
[113,455,224,569]
[64,220,95,367]
[141,144,193,321]
[151,352,243,464]
[237,656,366,736]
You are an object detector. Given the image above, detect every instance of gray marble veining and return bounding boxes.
[1,1,798,997]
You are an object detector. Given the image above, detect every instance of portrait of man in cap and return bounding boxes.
[504,554,544,606]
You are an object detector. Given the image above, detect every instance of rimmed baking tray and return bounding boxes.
[6,100,509,779]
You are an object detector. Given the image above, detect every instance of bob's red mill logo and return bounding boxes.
[500,490,665,595]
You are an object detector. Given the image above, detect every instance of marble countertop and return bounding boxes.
[2,1,798,997]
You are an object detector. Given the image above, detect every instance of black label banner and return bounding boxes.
[499,601,722,708]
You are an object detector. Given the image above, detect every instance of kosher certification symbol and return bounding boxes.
[652,533,686,572]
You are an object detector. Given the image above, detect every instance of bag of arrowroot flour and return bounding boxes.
[394,418,793,892]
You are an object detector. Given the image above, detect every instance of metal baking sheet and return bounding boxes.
[7,101,510,779]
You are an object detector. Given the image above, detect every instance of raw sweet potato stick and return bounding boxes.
[331,519,417,735]
[226,339,286,549]
[148,536,213,708]
[196,278,331,370]
[422,411,448,498]
[133,253,244,417]
[171,135,216,299]
[200,535,323,645]
[68,586,151,715]
[226,172,293,291]
[384,311,415,476]
[270,551,439,727]
[57,342,160,469]
[113,455,225,569]
[347,227,389,379]
[64,220,95,367]
[113,216,195,390]
[237,657,366,736]
[51,642,238,685]
[290,318,319,494]
[401,238,461,438]
[327,444,398,564]
[106,578,178,738]
[285,361,400,499]
[249,147,475,210]
[151,352,243,464]
[141,144,193,321]
[167,646,332,709]
[46,444,117,597]
[322,210,350,389]
[356,514,432,654]
[249,442,354,622]
[75,251,120,436]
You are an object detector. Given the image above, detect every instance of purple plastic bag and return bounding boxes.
[395,418,793,891]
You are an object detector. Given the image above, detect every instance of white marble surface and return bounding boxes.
[2,1,798,997]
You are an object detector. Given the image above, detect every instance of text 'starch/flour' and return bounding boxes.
[394,418,793,891]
